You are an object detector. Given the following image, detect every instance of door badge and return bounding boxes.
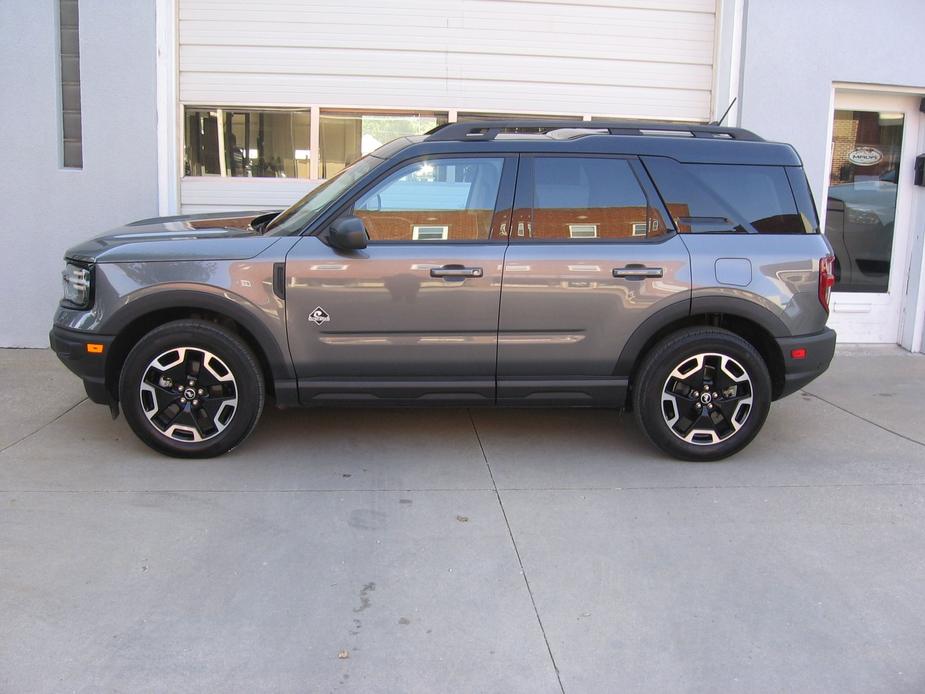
[309,307,331,326]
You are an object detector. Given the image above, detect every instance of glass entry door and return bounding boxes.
[825,92,918,343]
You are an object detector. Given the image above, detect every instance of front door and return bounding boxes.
[825,91,919,343]
[497,154,691,404]
[285,154,514,403]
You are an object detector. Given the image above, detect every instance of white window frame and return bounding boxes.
[412,225,450,241]
[568,223,599,239]
[632,222,648,237]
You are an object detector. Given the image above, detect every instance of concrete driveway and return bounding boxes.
[2,346,924,693]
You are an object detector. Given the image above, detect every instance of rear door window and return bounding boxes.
[515,156,666,240]
[642,157,809,234]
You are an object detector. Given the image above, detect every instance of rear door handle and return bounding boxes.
[430,265,483,279]
[613,265,663,279]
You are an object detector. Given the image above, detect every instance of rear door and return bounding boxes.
[285,154,515,404]
[497,154,691,404]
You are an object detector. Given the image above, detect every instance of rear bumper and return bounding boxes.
[775,328,837,399]
[49,325,115,405]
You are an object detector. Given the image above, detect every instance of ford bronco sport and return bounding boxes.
[51,120,837,461]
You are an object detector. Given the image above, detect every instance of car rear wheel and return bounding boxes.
[119,320,264,458]
[632,327,771,461]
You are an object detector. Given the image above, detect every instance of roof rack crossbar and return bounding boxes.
[425,120,763,142]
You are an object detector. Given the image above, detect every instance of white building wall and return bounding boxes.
[738,0,925,206]
[0,0,159,347]
[739,0,925,351]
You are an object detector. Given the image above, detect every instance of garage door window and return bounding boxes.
[184,108,311,178]
[320,111,448,178]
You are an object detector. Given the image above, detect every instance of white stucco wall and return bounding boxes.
[739,0,925,350]
[0,0,158,347]
[739,0,925,201]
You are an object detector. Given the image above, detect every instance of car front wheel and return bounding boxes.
[119,320,265,458]
[632,327,771,461]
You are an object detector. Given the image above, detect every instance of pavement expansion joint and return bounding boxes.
[467,408,566,694]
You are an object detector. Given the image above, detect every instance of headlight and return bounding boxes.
[62,262,93,308]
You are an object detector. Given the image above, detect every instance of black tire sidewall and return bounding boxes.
[119,321,264,458]
[634,328,771,461]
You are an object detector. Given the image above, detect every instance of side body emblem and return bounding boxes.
[309,307,330,326]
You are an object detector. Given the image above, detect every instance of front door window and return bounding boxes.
[826,110,904,293]
[352,157,504,241]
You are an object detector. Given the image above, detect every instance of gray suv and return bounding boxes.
[51,120,837,461]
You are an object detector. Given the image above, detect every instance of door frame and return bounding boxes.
[283,153,518,403]
[821,86,924,345]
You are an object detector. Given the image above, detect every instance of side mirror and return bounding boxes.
[329,216,368,250]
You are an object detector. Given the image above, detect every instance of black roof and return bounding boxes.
[378,120,801,167]
[426,119,764,142]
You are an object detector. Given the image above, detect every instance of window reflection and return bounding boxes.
[319,111,447,178]
[826,110,903,293]
[524,157,655,240]
[687,165,802,234]
[184,108,310,178]
[352,158,504,242]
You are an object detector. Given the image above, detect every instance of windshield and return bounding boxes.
[265,154,382,235]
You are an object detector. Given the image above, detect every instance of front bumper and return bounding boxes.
[49,325,115,405]
[775,328,837,398]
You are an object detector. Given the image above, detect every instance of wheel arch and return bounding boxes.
[617,298,789,403]
[101,290,296,406]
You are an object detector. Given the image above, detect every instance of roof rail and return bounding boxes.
[425,120,764,142]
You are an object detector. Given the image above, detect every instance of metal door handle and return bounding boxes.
[613,265,663,279]
[430,265,483,278]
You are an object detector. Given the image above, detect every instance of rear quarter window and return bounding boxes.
[642,157,811,234]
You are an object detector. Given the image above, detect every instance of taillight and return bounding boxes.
[819,255,836,313]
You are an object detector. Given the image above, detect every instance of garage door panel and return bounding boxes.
[180,46,714,93]
[179,0,717,122]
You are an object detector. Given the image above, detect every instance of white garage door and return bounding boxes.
[177,0,719,211]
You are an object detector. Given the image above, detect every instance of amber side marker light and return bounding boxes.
[790,348,807,360]
[86,343,104,354]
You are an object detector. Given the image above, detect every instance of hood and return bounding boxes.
[65,210,284,264]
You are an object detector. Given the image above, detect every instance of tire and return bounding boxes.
[632,327,771,462]
[119,320,265,458]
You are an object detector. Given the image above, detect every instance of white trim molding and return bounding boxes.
[901,111,925,353]
[155,0,179,215]
[712,0,746,126]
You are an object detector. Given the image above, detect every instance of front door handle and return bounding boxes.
[613,265,664,280]
[430,265,483,279]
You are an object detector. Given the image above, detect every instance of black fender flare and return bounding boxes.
[100,289,295,384]
[614,296,790,379]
